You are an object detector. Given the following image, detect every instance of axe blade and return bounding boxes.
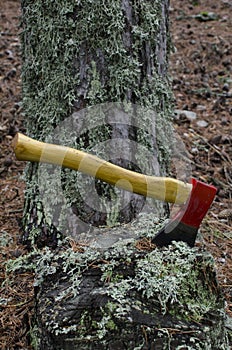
[152,178,217,247]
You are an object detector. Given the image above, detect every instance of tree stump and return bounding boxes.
[34,240,228,349]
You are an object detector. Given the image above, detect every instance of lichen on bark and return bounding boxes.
[21,0,174,245]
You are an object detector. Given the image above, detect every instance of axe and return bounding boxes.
[13,133,217,247]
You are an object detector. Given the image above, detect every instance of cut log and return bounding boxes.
[34,241,229,349]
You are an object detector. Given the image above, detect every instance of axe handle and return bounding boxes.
[13,133,192,204]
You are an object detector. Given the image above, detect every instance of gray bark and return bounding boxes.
[21,0,173,247]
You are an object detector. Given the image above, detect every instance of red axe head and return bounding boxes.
[152,178,217,247]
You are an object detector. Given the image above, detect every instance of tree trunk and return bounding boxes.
[20,0,229,348]
[21,0,173,248]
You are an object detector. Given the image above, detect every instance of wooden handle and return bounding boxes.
[13,133,192,204]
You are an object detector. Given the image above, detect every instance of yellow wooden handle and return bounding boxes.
[13,133,192,204]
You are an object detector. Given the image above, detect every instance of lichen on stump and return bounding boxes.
[33,241,228,349]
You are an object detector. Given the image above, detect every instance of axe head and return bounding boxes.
[152,178,217,247]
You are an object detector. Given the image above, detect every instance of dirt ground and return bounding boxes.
[0,0,231,348]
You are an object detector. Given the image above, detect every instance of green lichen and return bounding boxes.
[21,0,174,244]
[95,241,220,324]
[29,325,40,350]
[24,240,228,348]
[21,0,77,137]
[21,0,172,137]
[135,242,218,320]
[7,232,228,348]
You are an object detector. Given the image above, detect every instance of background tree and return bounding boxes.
[20,0,228,348]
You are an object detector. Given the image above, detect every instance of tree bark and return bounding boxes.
[21,0,173,247]
[20,0,229,348]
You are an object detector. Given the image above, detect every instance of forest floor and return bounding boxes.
[0,0,231,348]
